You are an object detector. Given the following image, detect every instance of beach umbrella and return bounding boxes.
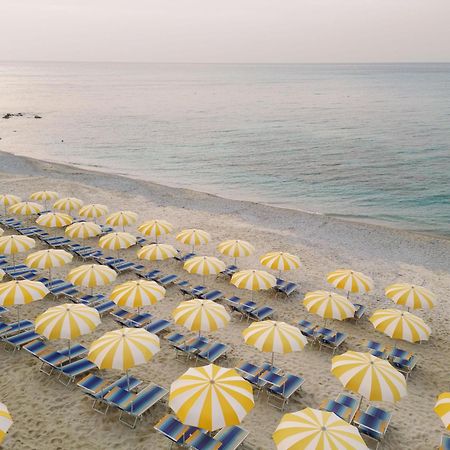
[242,320,307,367]
[273,407,367,450]
[0,235,35,265]
[327,269,374,299]
[29,191,59,209]
[67,264,117,295]
[172,298,230,336]
[53,197,84,213]
[98,232,136,255]
[138,220,173,243]
[0,402,13,446]
[137,243,178,261]
[8,201,43,216]
[110,280,165,312]
[25,249,73,280]
[169,364,254,431]
[217,240,255,265]
[331,351,407,402]
[35,303,100,359]
[79,203,109,222]
[303,290,356,321]
[231,269,276,300]
[369,308,431,343]
[65,221,102,239]
[0,280,49,324]
[88,328,160,388]
[434,393,450,430]
[183,256,226,283]
[176,228,210,252]
[106,210,138,231]
[260,251,300,277]
[385,283,436,310]
[36,212,73,228]
[0,194,21,214]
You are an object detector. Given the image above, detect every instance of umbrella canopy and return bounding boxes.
[231,269,276,291]
[273,408,368,450]
[88,327,160,370]
[217,240,255,263]
[183,256,226,277]
[331,351,407,402]
[25,249,73,276]
[36,212,73,228]
[327,269,374,296]
[105,211,138,230]
[303,291,356,321]
[172,299,230,333]
[176,228,210,251]
[434,392,450,430]
[0,402,13,445]
[138,220,173,242]
[29,191,59,207]
[169,364,254,431]
[369,309,431,343]
[53,197,84,212]
[0,194,21,214]
[385,283,436,310]
[99,232,136,251]
[9,201,43,215]
[260,251,300,272]
[110,280,165,309]
[78,203,109,220]
[35,303,100,340]
[0,235,35,264]
[65,221,102,239]
[137,243,178,261]
[67,264,117,289]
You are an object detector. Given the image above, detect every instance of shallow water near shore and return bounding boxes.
[1,61,449,236]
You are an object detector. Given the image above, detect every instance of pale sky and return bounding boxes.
[1,0,449,63]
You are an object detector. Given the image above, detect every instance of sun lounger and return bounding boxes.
[335,393,361,416]
[154,414,199,446]
[320,399,355,422]
[76,293,106,306]
[166,332,185,346]
[267,373,305,410]
[440,434,450,450]
[197,342,230,363]
[199,290,224,301]
[39,344,87,375]
[219,265,238,278]
[180,285,207,297]
[115,383,168,428]
[174,252,196,262]
[0,320,34,337]
[175,336,209,359]
[23,339,49,357]
[144,319,171,335]
[319,331,347,354]
[58,358,97,385]
[185,430,221,450]
[137,269,161,281]
[235,361,281,395]
[3,330,41,351]
[351,303,367,320]
[157,274,179,286]
[353,410,389,448]
[122,313,153,328]
[246,306,274,321]
[214,426,250,450]
[275,280,299,296]
[95,300,117,316]
[111,307,132,322]
[392,355,417,379]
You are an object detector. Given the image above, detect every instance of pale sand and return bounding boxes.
[0,150,449,450]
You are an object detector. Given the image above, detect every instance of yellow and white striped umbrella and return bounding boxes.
[67,264,117,289]
[172,299,230,333]
[29,191,59,203]
[169,364,254,431]
[53,197,84,212]
[0,235,35,256]
[231,269,276,291]
[65,221,102,239]
[273,408,367,450]
[105,210,138,230]
[137,243,178,261]
[35,303,100,340]
[303,291,356,321]
[36,212,73,228]
[25,249,73,271]
[217,240,255,263]
[88,328,160,370]
[183,256,226,277]
[385,283,436,310]
[8,201,43,215]
[176,228,211,250]
[369,309,431,343]
[327,269,374,295]
[331,351,407,402]
[138,220,173,242]
[434,392,450,430]
[99,232,136,251]
[260,252,300,272]
[110,280,166,309]
[78,203,109,220]
[0,194,21,213]
[0,402,13,445]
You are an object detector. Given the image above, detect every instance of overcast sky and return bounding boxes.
[1,0,449,63]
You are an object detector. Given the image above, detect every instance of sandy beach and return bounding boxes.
[0,149,449,450]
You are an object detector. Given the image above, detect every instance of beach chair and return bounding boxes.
[353,407,392,448]
[111,307,133,322]
[39,344,87,375]
[58,358,97,385]
[246,306,274,321]
[3,330,41,351]
[320,399,355,422]
[180,285,207,298]
[391,355,417,379]
[235,361,280,397]
[185,430,221,450]
[0,320,34,337]
[275,279,299,296]
[174,252,196,262]
[175,336,209,360]
[197,342,230,363]
[439,434,450,450]
[137,269,161,281]
[157,274,179,287]
[154,414,199,446]
[144,319,171,335]
[0,306,8,316]
[351,303,367,320]
[122,313,153,328]
[335,392,361,419]
[267,373,305,410]
[199,290,224,302]
[95,300,117,316]
[23,339,49,357]
[166,332,185,346]
[219,265,238,278]
[76,293,106,306]
[366,340,388,359]
[214,426,249,450]
[319,332,347,354]
[114,383,168,428]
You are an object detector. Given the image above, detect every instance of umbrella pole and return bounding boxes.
[12,253,15,267]
[271,352,274,368]
[68,339,72,361]
[91,286,94,296]
[17,305,21,326]
[234,257,237,266]
[126,370,130,390]
[48,267,52,282]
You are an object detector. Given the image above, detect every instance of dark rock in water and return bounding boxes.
[34,115,42,119]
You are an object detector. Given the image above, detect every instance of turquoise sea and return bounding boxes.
[0,62,449,236]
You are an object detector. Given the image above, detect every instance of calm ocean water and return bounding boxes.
[0,62,449,236]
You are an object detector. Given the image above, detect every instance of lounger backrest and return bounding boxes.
[336,394,358,409]
[215,426,248,449]
[129,384,166,414]
[366,406,392,422]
